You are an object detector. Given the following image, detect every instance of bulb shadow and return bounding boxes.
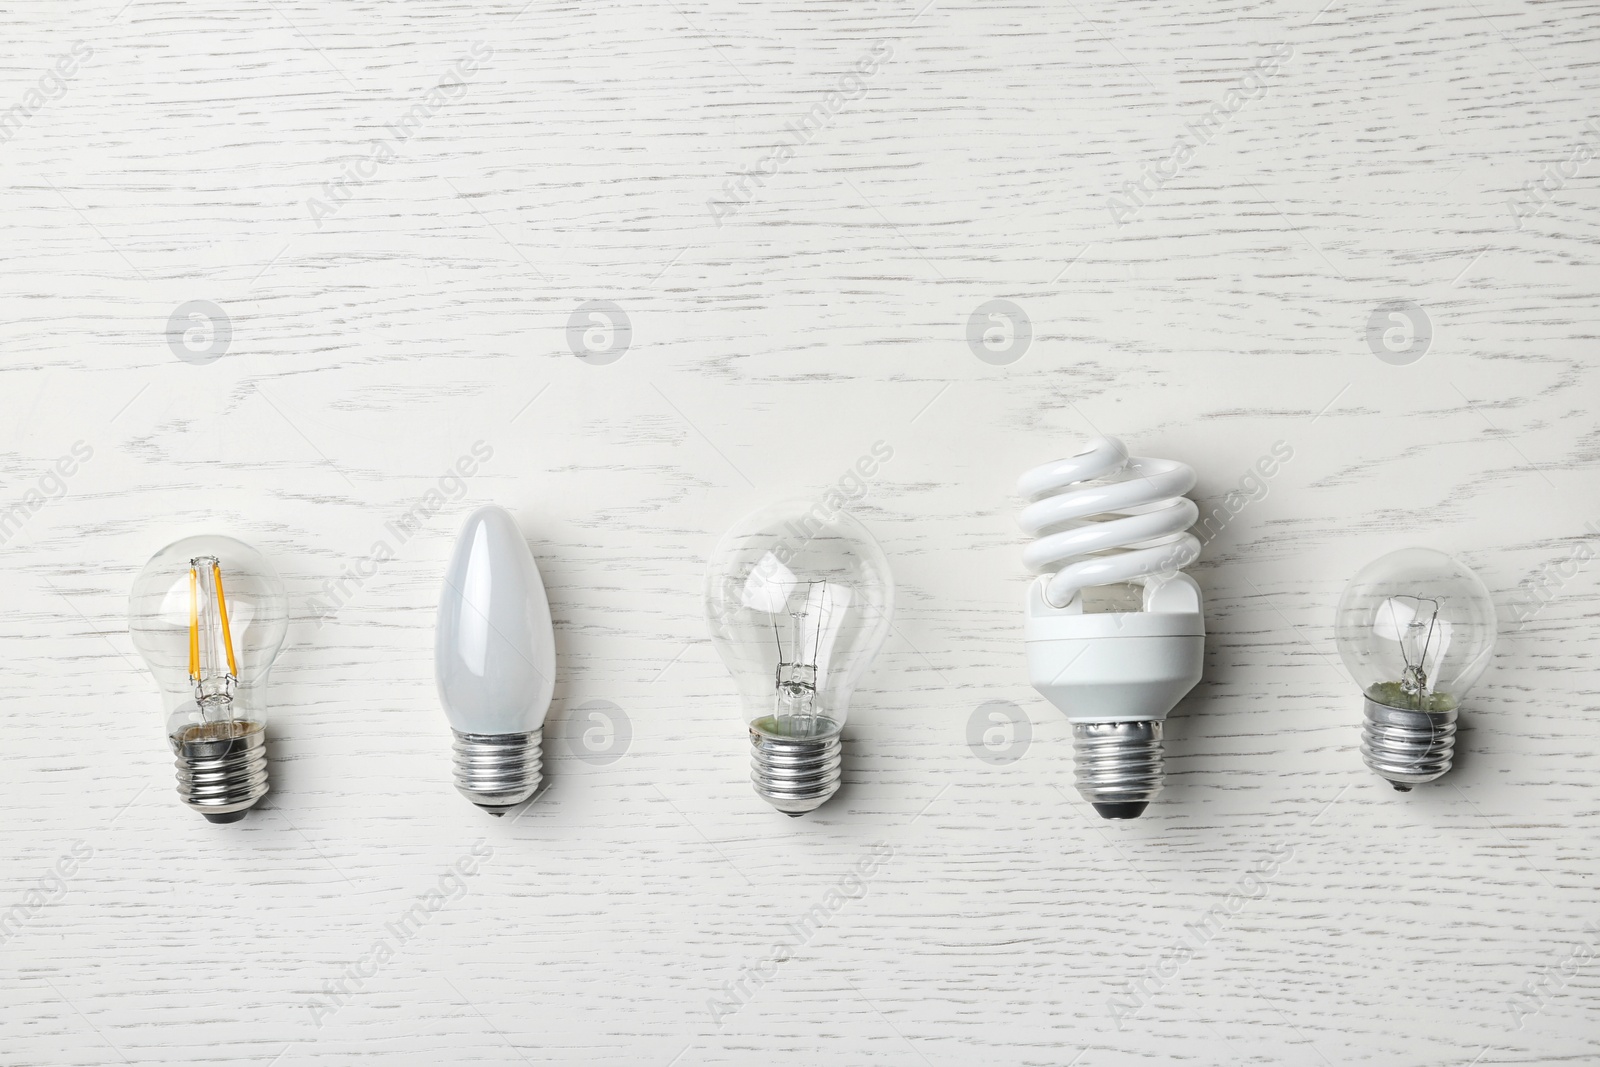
[1154,687,1204,809]
[1447,713,1474,778]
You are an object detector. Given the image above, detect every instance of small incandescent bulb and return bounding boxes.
[129,535,288,823]
[1335,547,1497,791]
[1018,437,1205,819]
[704,501,894,816]
[436,506,556,815]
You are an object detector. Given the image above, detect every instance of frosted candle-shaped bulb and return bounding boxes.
[435,506,556,814]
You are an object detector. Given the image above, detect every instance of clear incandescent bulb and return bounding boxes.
[1335,546,1497,790]
[129,535,288,823]
[436,506,556,815]
[704,501,894,816]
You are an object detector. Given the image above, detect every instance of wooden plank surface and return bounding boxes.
[3,0,1599,1063]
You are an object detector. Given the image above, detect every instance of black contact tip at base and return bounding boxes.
[1092,802,1149,820]
[782,810,809,818]
[477,807,510,817]
[202,810,249,824]
[1392,783,1413,793]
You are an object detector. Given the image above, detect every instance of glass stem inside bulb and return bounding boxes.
[1396,594,1440,702]
[767,585,832,738]
[1371,593,1456,711]
[189,555,239,721]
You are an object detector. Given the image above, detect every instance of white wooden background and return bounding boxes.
[4,0,1599,1063]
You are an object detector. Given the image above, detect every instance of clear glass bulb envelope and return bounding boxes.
[129,534,288,742]
[1335,546,1497,712]
[704,501,893,738]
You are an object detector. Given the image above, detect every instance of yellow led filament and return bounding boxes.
[187,556,240,705]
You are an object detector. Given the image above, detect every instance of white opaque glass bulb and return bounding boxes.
[1335,546,1498,790]
[704,501,894,815]
[129,534,288,822]
[435,505,556,814]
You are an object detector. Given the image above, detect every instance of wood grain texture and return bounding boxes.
[3,0,1599,1063]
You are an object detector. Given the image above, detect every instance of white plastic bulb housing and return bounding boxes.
[436,505,556,814]
[1019,436,1205,819]
[704,500,894,815]
[1335,546,1497,790]
[129,534,288,822]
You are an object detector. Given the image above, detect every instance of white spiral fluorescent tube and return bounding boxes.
[1018,436,1201,607]
[1019,436,1206,819]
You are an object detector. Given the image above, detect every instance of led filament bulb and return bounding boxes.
[130,535,288,822]
[704,502,894,815]
[1335,547,1497,790]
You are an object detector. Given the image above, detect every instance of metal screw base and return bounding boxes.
[452,729,543,814]
[171,720,268,822]
[1072,721,1163,819]
[749,723,842,816]
[1361,699,1457,791]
